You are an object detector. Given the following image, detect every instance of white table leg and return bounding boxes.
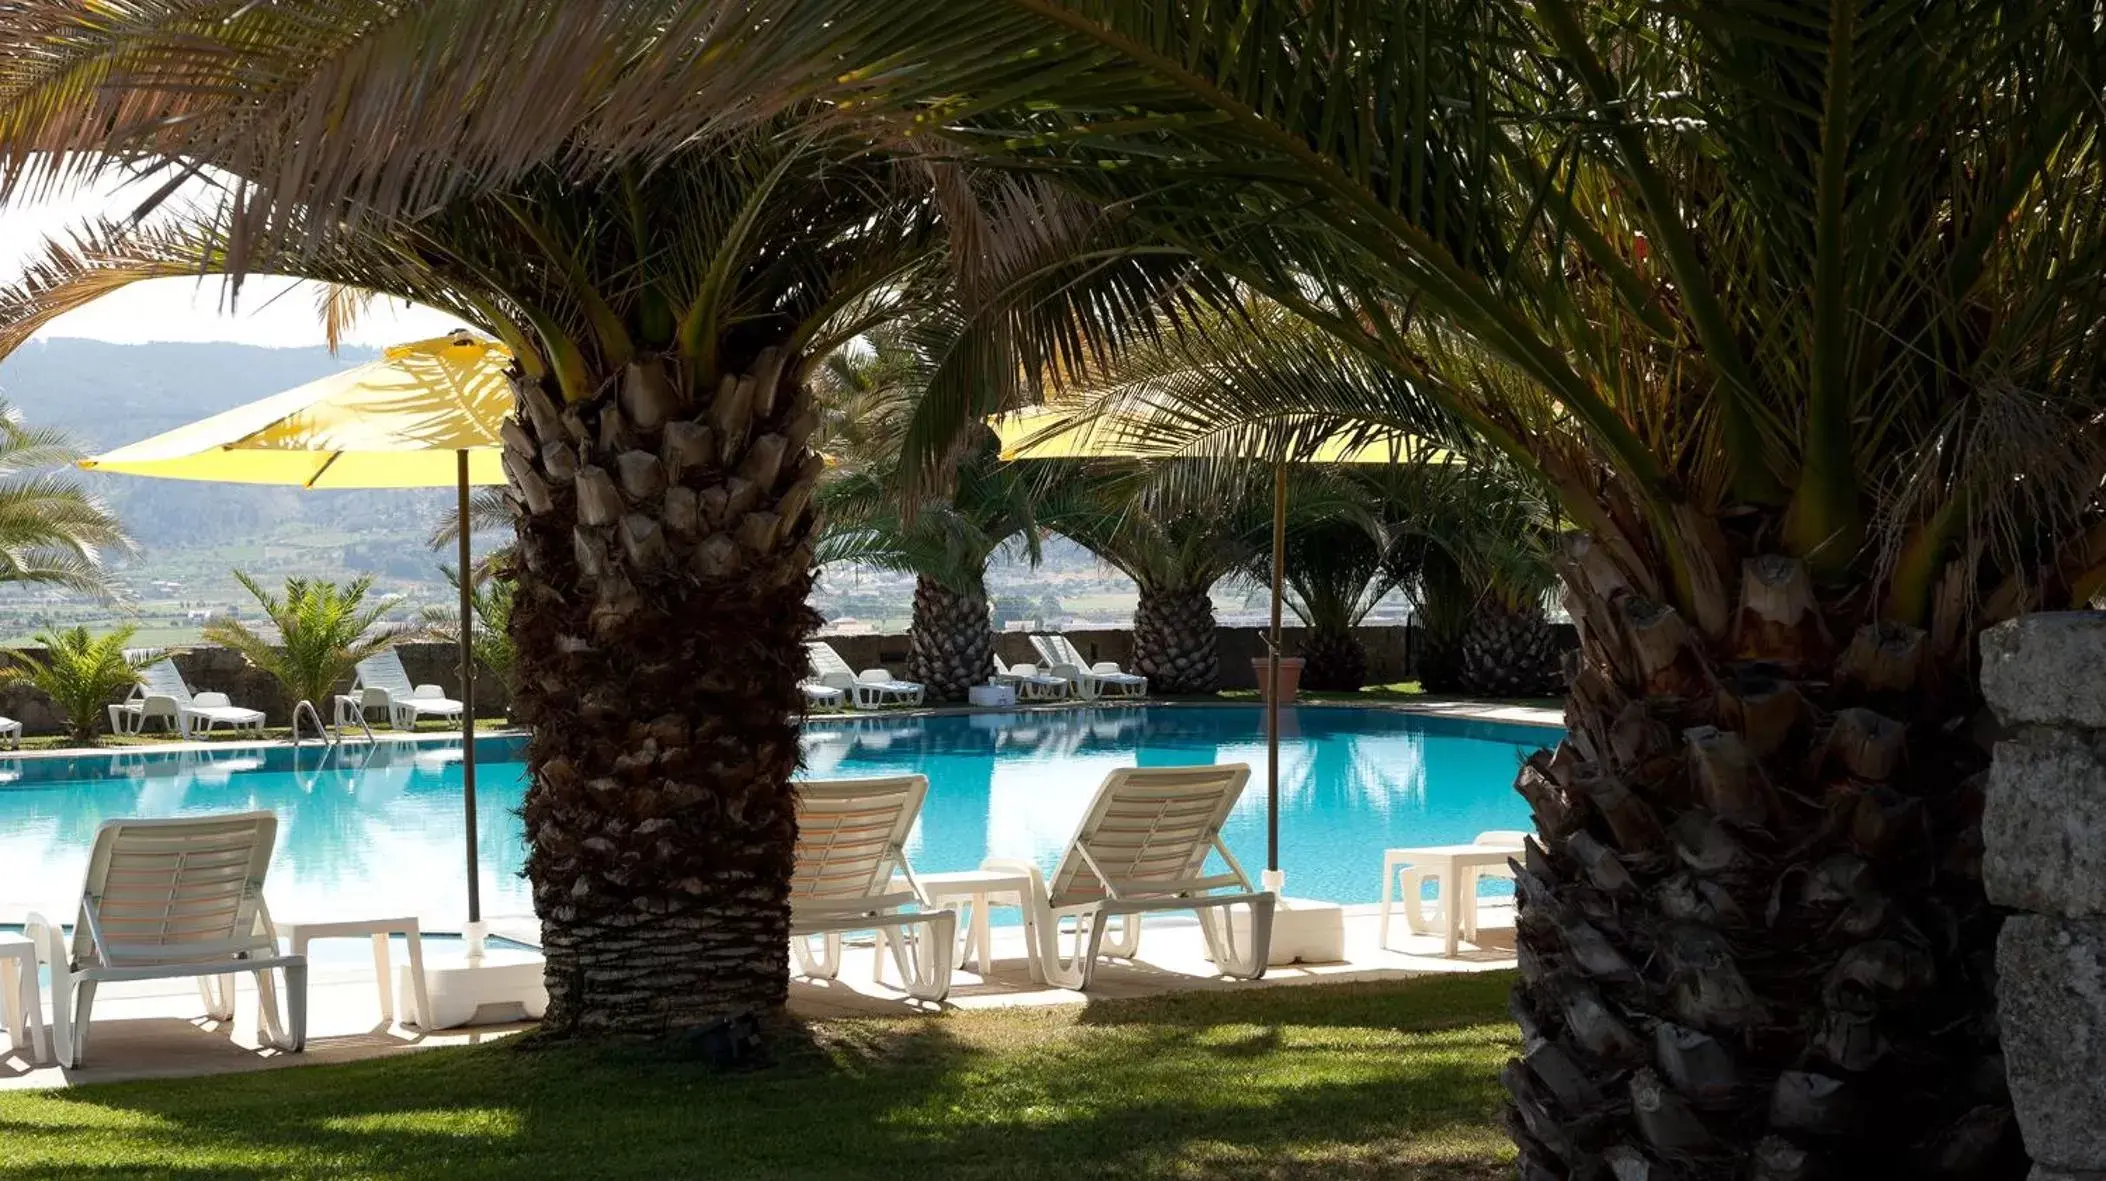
[402,923,430,1029]
[1,957,20,1052]
[970,891,992,975]
[1378,855,1398,949]
[19,958,47,1064]
[1442,864,1463,957]
[371,933,394,1023]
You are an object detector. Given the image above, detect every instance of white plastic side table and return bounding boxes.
[280,917,432,1028]
[916,869,1032,975]
[0,934,48,1064]
[1378,843,1522,957]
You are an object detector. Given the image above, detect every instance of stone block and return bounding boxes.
[1998,916,2106,1172]
[1982,613,2106,730]
[2032,1168,2106,1181]
[1986,730,2106,916]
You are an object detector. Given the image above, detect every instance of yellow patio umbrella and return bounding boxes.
[82,331,510,934]
[994,405,1442,891]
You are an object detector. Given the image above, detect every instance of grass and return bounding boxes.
[0,975,1519,1180]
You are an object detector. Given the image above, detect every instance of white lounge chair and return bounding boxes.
[109,658,267,739]
[343,650,464,730]
[23,811,307,1067]
[1031,635,1148,700]
[985,763,1273,990]
[800,679,847,709]
[790,775,956,1003]
[991,655,1070,702]
[806,642,924,709]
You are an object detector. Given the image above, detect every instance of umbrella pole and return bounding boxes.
[458,450,483,959]
[1264,460,1286,893]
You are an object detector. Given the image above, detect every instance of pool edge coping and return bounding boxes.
[0,697,1561,763]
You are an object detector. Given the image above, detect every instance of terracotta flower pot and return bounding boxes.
[1251,656,1306,704]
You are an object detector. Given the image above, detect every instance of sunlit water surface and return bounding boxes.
[0,705,1555,928]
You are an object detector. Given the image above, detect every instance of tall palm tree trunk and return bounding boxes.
[1506,541,2013,1179]
[1459,603,1563,699]
[506,350,824,1036]
[907,575,992,702]
[1300,626,1367,692]
[1133,583,1219,694]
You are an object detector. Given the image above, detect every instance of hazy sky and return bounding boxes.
[0,179,459,349]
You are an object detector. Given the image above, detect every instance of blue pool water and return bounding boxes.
[0,706,1554,929]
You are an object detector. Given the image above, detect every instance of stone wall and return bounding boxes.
[817,622,1578,691]
[0,641,508,735]
[1979,612,2106,1180]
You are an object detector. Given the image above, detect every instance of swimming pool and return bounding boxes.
[0,705,1555,928]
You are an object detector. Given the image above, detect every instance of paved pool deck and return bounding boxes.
[0,904,1515,1091]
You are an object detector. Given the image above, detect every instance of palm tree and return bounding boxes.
[1247,479,1412,692]
[817,330,1051,701]
[0,399,130,595]
[0,15,1189,1034]
[419,565,518,714]
[205,573,401,713]
[0,626,151,744]
[1057,469,1257,695]
[724,4,2106,1171]
[1395,465,1565,699]
[424,487,517,585]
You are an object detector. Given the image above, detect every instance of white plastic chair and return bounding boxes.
[986,763,1272,990]
[109,659,266,739]
[790,775,956,1002]
[807,642,924,708]
[1031,635,1148,700]
[348,650,464,730]
[991,656,1071,702]
[24,811,306,1068]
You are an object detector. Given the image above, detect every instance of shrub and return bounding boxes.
[0,626,151,743]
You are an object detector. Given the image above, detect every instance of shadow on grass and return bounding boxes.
[0,978,1519,1181]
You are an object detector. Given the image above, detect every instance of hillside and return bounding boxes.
[0,338,469,640]
[0,338,1388,642]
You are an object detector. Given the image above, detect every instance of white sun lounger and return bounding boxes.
[23,811,307,1068]
[1031,635,1148,700]
[806,642,924,709]
[790,775,956,1002]
[800,678,847,708]
[344,650,465,730]
[109,657,267,739]
[991,655,1070,702]
[985,763,1272,990]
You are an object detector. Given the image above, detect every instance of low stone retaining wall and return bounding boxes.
[819,623,1578,691]
[1980,613,2106,1178]
[0,641,508,735]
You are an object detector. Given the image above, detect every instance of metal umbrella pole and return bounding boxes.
[457,450,483,959]
[1263,460,1287,894]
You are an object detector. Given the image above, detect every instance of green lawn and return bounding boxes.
[0,975,1519,1180]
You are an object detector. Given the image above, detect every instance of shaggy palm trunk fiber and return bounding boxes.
[1299,627,1367,692]
[506,349,823,1037]
[1416,625,1465,692]
[907,575,993,702]
[1504,540,2014,1179]
[1460,603,1564,699]
[1133,584,1219,694]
